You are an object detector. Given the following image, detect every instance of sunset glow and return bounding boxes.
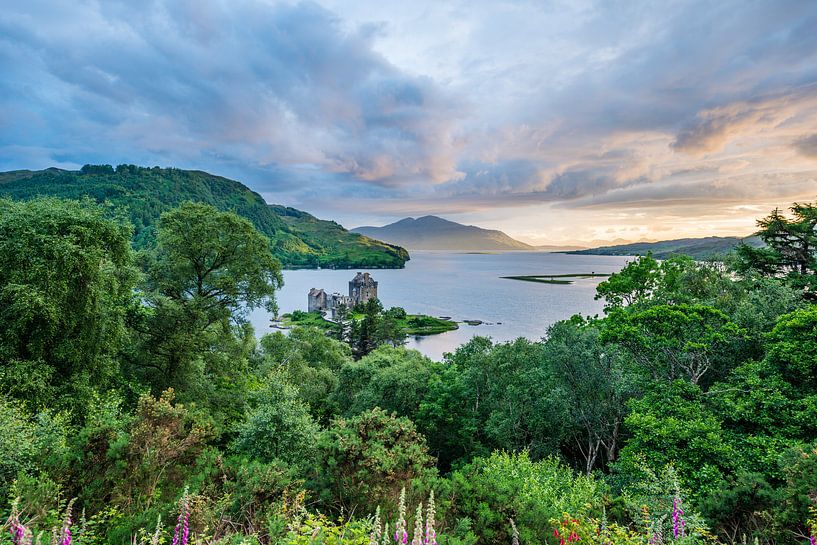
[2,1,816,244]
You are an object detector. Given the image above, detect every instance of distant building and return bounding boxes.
[349,272,378,305]
[308,272,377,319]
[307,288,328,312]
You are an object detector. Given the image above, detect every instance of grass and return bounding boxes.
[501,273,611,285]
[281,311,459,336]
[403,314,459,335]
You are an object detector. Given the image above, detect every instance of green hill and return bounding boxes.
[566,235,763,260]
[0,165,409,269]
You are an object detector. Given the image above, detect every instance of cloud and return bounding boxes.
[794,134,817,158]
[0,0,462,188]
[671,88,817,154]
[2,0,817,241]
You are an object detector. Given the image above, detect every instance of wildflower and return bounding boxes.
[172,488,191,545]
[672,496,686,539]
[509,519,519,545]
[648,519,664,545]
[9,522,25,545]
[59,499,76,545]
[370,507,382,545]
[425,492,437,545]
[411,503,423,545]
[9,519,26,545]
[394,488,408,545]
[151,515,163,545]
[382,522,391,545]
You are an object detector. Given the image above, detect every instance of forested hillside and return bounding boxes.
[1,198,817,545]
[0,165,409,269]
[567,235,764,260]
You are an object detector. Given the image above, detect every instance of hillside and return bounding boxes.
[566,235,763,259]
[352,215,535,251]
[0,165,409,269]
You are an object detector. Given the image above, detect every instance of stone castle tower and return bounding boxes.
[349,272,378,305]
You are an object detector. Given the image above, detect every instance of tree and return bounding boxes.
[417,337,569,470]
[448,452,601,545]
[595,254,661,310]
[735,201,817,294]
[348,298,406,358]
[131,202,282,390]
[613,381,736,504]
[233,373,320,467]
[602,304,747,387]
[764,305,817,391]
[332,345,439,421]
[545,319,633,474]
[0,198,135,413]
[257,327,352,422]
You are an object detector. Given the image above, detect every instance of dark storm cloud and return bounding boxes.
[0,0,461,193]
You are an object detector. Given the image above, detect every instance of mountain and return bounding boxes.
[534,244,589,252]
[352,215,536,251]
[0,165,409,269]
[565,235,764,260]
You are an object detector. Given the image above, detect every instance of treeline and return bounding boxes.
[1,197,816,544]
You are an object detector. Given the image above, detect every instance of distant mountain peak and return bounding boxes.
[352,216,535,251]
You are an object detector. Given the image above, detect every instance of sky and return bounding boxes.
[1,0,817,245]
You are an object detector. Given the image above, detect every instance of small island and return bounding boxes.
[501,273,611,285]
[291,272,458,336]
[282,309,458,336]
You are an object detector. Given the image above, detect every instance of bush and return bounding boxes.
[447,451,602,545]
[312,408,437,516]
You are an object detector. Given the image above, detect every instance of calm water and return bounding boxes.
[248,251,633,360]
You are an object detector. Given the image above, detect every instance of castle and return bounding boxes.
[308,272,378,319]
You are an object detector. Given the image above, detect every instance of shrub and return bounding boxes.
[447,451,602,545]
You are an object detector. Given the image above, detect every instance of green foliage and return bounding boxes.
[614,382,736,503]
[545,319,634,474]
[596,254,662,309]
[283,512,371,545]
[3,195,817,544]
[0,166,409,268]
[602,304,747,387]
[312,408,437,516]
[233,373,320,467]
[130,202,281,396]
[417,337,568,471]
[764,305,817,390]
[258,327,352,421]
[0,400,69,505]
[0,197,136,413]
[333,345,440,421]
[448,452,602,545]
[734,201,817,294]
[347,298,407,358]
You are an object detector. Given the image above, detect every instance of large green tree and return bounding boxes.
[332,345,439,421]
[602,304,747,387]
[545,319,633,474]
[130,202,282,392]
[0,198,135,413]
